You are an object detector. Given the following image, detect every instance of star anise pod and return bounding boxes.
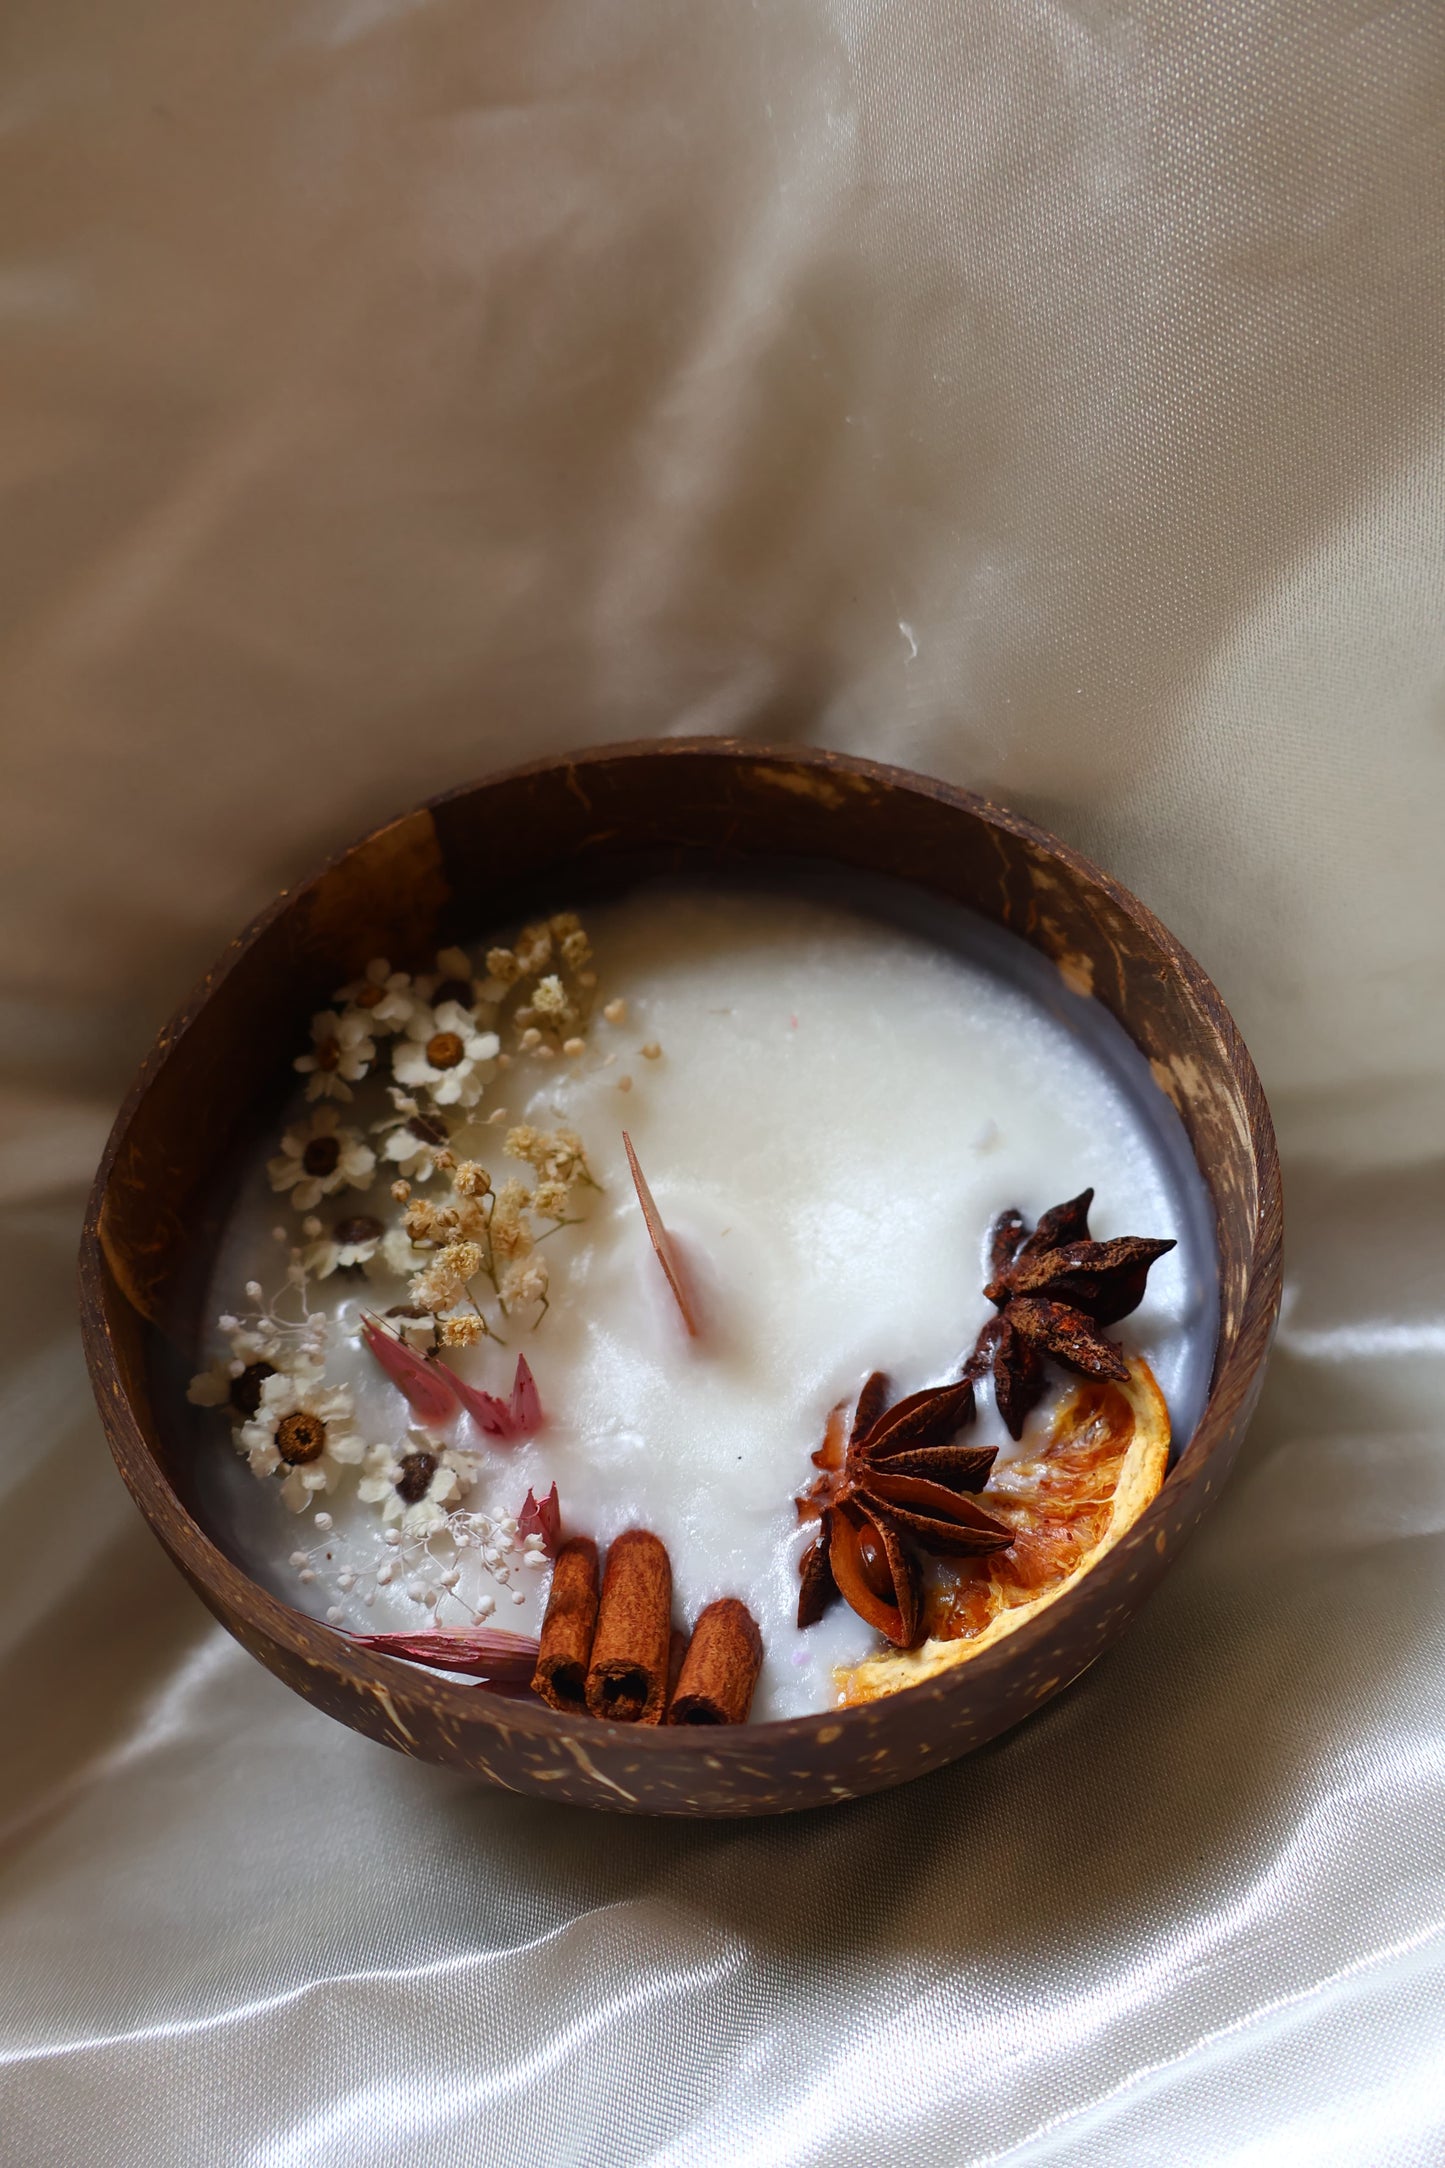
[796,1371,1012,1647]
[968,1189,1175,1439]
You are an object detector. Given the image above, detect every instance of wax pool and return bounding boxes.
[193,885,1217,1721]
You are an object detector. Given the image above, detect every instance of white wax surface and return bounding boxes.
[192,887,1217,1720]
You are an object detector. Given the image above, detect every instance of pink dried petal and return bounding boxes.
[361,1316,456,1427]
[440,1362,517,1440]
[518,1482,561,1555]
[349,1627,539,1684]
[622,1130,701,1337]
[510,1352,543,1434]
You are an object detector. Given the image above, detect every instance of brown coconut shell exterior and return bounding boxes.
[78,741,1282,1817]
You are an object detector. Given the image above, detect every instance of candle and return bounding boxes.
[186,882,1215,1721]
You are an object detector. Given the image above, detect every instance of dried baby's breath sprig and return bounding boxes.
[485,946,525,987]
[515,922,554,977]
[394,1132,591,1339]
[479,912,602,1057]
[532,975,571,1025]
[504,1126,594,1190]
[288,1480,539,1628]
[503,1256,549,1317]
[488,1177,534,1264]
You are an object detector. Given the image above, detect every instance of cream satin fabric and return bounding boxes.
[3,3,1444,2162]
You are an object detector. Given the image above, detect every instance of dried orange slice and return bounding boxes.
[835,1355,1169,1704]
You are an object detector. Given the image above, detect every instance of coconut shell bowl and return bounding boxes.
[80,742,1282,1817]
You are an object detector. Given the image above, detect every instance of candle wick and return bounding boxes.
[621,1131,702,1339]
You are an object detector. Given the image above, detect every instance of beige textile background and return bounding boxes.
[3,2,1445,2162]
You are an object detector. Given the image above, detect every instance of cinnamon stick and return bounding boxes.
[585,1529,673,1724]
[530,1536,600,1714]
[666,1598,764,1726]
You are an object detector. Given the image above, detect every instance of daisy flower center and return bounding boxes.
[228,1360,275,1418]
[334,1215,382,1245]
[395,1450,437,1504]
[426,1031,466,1070]
[302,1136,342,1177]
[314,1039,342,1071]
[354,983,385,1009]
[276,1411,328,1464]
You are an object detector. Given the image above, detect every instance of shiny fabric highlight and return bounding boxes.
[3,0,1445,2160]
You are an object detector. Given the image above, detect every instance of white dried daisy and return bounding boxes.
[294,1008,376,1101]
[375,1102,451,1182]
[392,1000,500,1109]
[414,945,485,1009]
[300,1211,386,1279]
[333,957,419,1035]
[237,1372,366,1513]
[374,1224,430,1283]
[268,1106,376,1212]
[186,1324,289,1416]
[358,1436,465,1535]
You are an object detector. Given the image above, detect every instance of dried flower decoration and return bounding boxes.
[622,1131,701,1337]
[333,957,420,1034]
[197,911,603,1634]
[391,1000,501,1108]
[511,1352,543,1433]
[358,1435,465,1535]
[348,1626,540,1687]
[968,1190,1176,1437]
[237,1371,367,1514]
[440,1351,545,1443]
[294,1008,377,1102]
[505,1126,593,1189]
[518,1481,561,1555]
[189,1260,333,1416]
[374,1095,452,1183]
[188,1314,283,1418]
[268,1106,376,1212]
[481,914,600,1056]
[361,1314,457,1427]
[300,1214,385,1279]
[414,945,487,1011]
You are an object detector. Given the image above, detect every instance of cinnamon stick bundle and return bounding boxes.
[585,1529,673,1724]
[530,1536,600,1714]
[667,1598,764,1726]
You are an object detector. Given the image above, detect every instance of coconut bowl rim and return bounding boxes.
[79,738,1282,1785]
